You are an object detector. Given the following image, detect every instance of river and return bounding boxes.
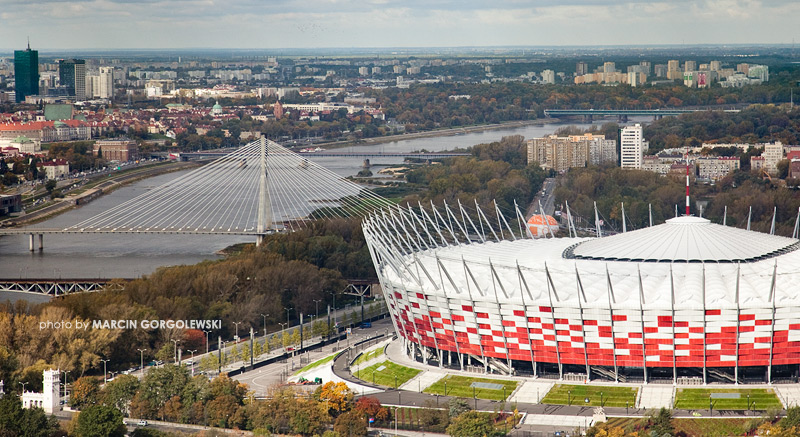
[0,118,646,283]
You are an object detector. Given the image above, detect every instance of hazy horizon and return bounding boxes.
[1,0,798,52]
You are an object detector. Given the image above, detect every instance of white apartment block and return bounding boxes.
[642,154,683,175]
[697,156,740,181]
[620,123,647,169]
[762,141,784,175]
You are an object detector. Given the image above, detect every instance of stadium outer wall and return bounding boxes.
[362,203,800,385]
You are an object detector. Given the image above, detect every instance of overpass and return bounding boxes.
[543,108,740,120]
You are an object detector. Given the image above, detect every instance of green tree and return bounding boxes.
[446,411,497,437]
[333,411,367,437]
[73,404,126,437]
[45,179,57,195]
[648,408,674,437]
[101,374,140,416]
[448,398,471,417]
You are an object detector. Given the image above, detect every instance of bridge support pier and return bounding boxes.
[27,234,44,251]
[256,235,264,246]
[38,234,43,251]
[29,234,34,252]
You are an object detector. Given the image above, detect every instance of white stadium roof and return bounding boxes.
[374,214,800,312]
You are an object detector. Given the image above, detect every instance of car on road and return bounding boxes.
[137,420,147,426]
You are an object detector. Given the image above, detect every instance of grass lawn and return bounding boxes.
[674,388,782,410]
[295,353,336,375]
[354,361,421,388]
[424,375,518,401]
[604,417,756,437]
[541,384,638,408]
[353,347,384,366]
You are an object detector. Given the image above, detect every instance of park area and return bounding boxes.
[673,388,782,410]
[424,375,518,401]
[354,361,420,388]
[541,384,638,408]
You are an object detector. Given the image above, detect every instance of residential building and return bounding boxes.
[38,159,70,179]
[14,43,39,103]
[0,194,22,216]
[747,65,769,82]
[654,64,668,78]
[576,62,588,76]
[684,60,697,72]
[527,133,616,172]
[638,61,651,76]
[751,156,765,172]
[762,141,784,176]
[603,62,616,74]
[59,59,86,100]
[710,60,722,71]
[98,67,114,99]
[642,154,683,175]
[94,138,138,162]
[697,156,740,181]
[790,160,800,180]
[667,60,681,80]
[541,69,555,84]
[620,123,647,169]
[358,66,369,76]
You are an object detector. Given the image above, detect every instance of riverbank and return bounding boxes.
[2,160,200,227]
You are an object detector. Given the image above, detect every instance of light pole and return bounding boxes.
[188,350,197,376]
[286,307,293,330]
[232,321,242,340]
[170,339,180,364]
[100,359,110,384]
[568,390,571,406]
[600,391,604,407]
[202,330,211,354]
[313,299,322,318]
[260,314,269,338]
[279,322,288,351]
[137,349,146,374]
[63,370,70,400]
[19,381,27,393]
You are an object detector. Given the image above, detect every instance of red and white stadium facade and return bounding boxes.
[363,202,800,384]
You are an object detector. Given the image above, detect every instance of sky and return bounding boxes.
[1,0,799,50]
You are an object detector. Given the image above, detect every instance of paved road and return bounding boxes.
[527,177,557,219]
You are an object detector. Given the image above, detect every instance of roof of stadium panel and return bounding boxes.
[566,216,800,263]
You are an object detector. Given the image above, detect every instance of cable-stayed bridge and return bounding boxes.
[1,138,394,250]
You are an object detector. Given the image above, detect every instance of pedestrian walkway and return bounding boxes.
[522,413,593,429]
[399,370,447,392]
[775,386,800,408]
[508,381,555,404]
[638,385,674,409]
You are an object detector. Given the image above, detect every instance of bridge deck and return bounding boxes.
[0,229,262,235]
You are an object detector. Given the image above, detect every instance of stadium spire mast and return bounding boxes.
[685,146,691,216]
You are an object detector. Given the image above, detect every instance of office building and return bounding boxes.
[14,43,39,103]
[576,62,588,76]
[620,123,647,169]
[98,67,114,99]
[59,59,86,100]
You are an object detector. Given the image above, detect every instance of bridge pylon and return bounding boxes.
[256,136,272,246]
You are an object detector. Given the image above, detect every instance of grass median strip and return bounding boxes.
[674,388,781,410]
[295,353,336,375]
[353,347,384,366]
[354,361,420,388]
[541,384,638,408]
[424,375,518,401]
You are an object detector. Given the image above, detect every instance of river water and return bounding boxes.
[0,119,643,281]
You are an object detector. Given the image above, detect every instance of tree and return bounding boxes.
[315,381,354,416]
[333,411,367,437]
[45,179,57,196]
[448,398,471,417]
[70,376,101,409]
[73,404,126,437]
[0,393,61,437]
[648,408,674,437]
[446,411,497,437]
[101,374,139,416]
[354,397,389,421]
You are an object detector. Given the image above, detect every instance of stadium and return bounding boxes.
[362,202,800,384]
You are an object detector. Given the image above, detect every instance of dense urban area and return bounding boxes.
[2,43,800,437]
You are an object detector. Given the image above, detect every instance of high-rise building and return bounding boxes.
[638,61,651,76]
[620,123,647,169]
[684,60,697,72]
[98,67,114,99]
[710,60,722,71]
[747,65,769,82]
[541,69,555,84]
[527,134,616,172]
[667,60,681,80]
[59,59,86,100]
[14,42,39,103]
[603,62,616,74]
[576,62,588,76]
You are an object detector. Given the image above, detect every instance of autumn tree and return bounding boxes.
[446,411,498,437]
[101,374,140,416]
[70,376,101,409]
[315,382,354,416]
[334,411,367,437]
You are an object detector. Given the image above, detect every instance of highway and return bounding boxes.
[527,177,557,218]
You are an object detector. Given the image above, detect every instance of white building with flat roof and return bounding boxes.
[21,369,60,414]
[620,123,647,169]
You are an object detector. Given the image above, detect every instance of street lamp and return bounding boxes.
[202,330,211,354]
[19,382,27,393]
[170,339,180,364]
[568,390,571,406]
[313,299,322,318]
[188,350,197,376]
[100,359,110,383]
[286,307,293,330]
[600,391,604,407]
[232,321,242,340]
[137,349,146,374]
[260,314,269,338]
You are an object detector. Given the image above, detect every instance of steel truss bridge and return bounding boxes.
[1,137,394,251]
[0,278,123,296]
[543,108,740,118]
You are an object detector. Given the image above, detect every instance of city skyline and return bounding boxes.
[1,0,799,50]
